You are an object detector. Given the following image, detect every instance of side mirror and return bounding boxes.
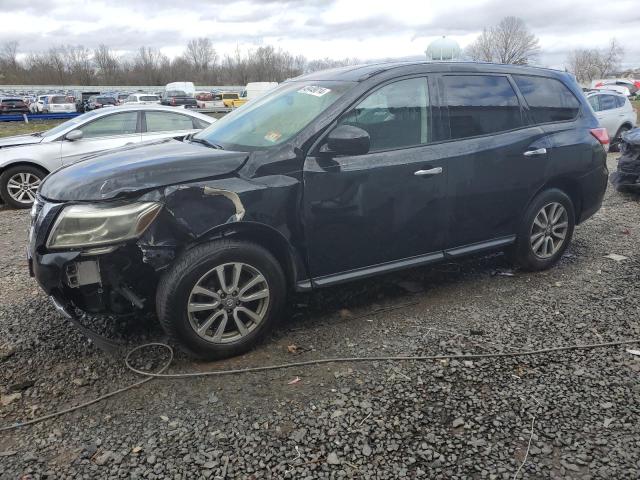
[65,130,83,141]
[325,125,370,156]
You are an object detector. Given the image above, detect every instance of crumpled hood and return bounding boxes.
[0,134,44,148]
[39,138,249,201]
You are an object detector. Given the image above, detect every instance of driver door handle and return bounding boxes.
[523,148,547,157]
[414,167,443,176]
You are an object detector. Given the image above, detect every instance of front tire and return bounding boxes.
[156,239,286,359]
[0,165,46,209]
[512,189,575,271]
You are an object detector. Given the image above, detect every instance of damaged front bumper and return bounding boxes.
[28,198,173,317]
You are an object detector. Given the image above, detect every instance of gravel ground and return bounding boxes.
[1,154,639,479]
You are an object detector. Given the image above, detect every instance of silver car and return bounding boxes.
[586,90,637,151]
[0,105,215,208]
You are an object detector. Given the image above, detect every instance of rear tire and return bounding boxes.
[156,239,286,359]
[512,189,575,271]
[0,165,47,209]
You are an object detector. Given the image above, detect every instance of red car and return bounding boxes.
[0,97,29,115]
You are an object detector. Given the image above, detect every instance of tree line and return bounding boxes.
[0,20,629,87]
[0,39,357,86]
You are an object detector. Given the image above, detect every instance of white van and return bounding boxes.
[244,82,278,100]
[165,82,195,97]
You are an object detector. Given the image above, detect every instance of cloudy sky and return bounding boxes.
[2,0,639,69]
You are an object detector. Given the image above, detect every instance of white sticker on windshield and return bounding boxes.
[297,86,331,97]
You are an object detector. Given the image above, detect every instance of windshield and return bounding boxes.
[50,96,69,104]
[194,81,355,150]
[166,90,187,97]
[43,109,104,138]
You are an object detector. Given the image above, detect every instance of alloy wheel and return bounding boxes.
[187,262,270,344]
[530,202,569,259]
[6,172,41,204]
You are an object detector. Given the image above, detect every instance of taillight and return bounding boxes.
[171,98,176,106]
[590,127,609,145]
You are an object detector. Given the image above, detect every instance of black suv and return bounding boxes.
[29,62,608,359]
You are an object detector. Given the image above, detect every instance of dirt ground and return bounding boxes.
[0,154,639,479]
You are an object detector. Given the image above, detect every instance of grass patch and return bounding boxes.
[0,120,64,138]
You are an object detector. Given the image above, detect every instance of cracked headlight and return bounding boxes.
[47,202,162,249]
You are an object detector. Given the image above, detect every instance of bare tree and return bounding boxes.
[94,44,120,84]
[465,29,494,63]
[184,38,218,71]
[466,16,540,65]
[566,38,625,84]
[0,41,21,83]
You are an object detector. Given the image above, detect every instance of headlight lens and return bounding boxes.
[47,202,162,249]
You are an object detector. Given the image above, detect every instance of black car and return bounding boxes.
[29,62,609,359]
[0,97,29,115]
[85,95,117,110]
[161,90,198,108]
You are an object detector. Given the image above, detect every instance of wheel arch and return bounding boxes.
[0,160,50,177]
[191,221,306,291]
[527,177,582,222]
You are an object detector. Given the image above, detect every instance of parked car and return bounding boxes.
[124,93,161,105]
[42,95,76,113]
[165,82,195,97]
[29,95,48,113]
[195,92,215,109]
[161,90,197,108]
[594,84,633,97]
[586,90,636,151]
[116,93,130,105]
[0,97,29,115]
[72,91,100,113]
[0,105,215,208]
[85,95,117,110]
[29,62,608,359]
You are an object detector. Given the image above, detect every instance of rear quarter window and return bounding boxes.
[513,75,580,124]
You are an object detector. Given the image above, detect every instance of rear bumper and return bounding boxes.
[578,164,608,224]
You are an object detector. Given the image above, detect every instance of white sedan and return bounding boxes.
[0,105,215,208]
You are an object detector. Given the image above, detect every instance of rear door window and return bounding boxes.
[599,95,618,111]
[145,111,195,132]
[338,77,430,151]
[443,75,523,139]
[615,96,626,108]
[587,95,600,112]
[512,75,580,123]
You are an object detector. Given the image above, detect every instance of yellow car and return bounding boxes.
[218,92,243,108]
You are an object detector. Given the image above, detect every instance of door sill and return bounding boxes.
[309,235,516,289]
[444,235,516,258]
[311,251,444,288]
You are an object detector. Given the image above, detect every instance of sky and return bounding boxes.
[1,0,639,70]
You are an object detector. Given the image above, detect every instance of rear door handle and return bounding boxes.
[414,167,443,176]
[523,148,547,157]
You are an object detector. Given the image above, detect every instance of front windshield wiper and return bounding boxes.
[30,131,43,137]
[190,137,224,150]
